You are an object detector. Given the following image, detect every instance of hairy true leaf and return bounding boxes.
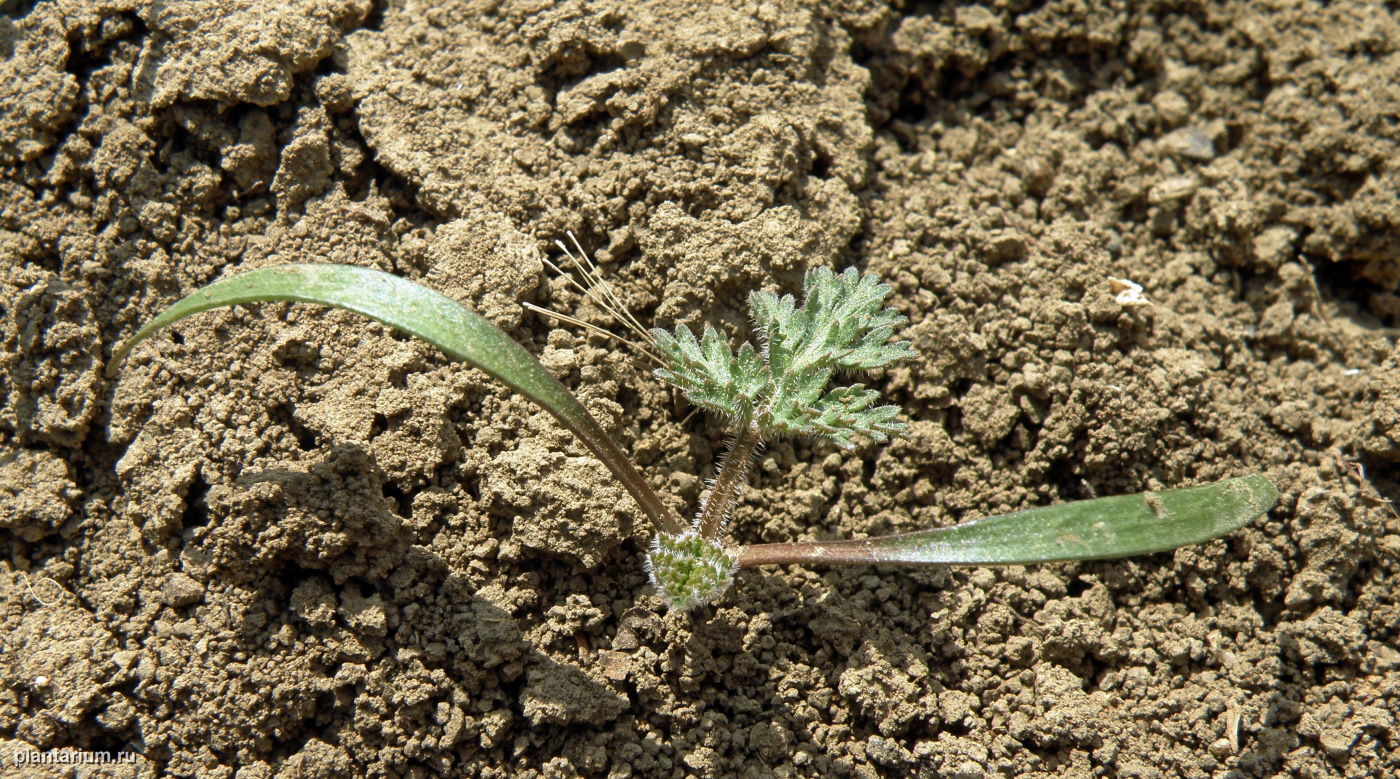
[653,266,915,447]
[752,267,913,375]
[651,324,765,418]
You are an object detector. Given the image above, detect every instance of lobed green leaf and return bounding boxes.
[766,383,904,449]
[651,324,765,418]
[653,266,916,447]
[752,267,914,377]
[746,267,914,446]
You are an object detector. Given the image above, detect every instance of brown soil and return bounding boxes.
[3,1,1399,777]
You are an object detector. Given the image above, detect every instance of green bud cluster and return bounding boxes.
[646,531,739,611]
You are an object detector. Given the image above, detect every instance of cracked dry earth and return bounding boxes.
[3,1,1400,777]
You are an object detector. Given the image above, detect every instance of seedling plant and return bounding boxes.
[109,246,1278,611]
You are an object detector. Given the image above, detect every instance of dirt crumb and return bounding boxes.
[133,0,372,107]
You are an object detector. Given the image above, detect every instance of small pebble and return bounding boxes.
[1252,225,1298,268]
[1148,175,1198,204]
[1153,90,1191,125]
[162,573,205,607]
[985,230,1026,263]
[1103,229,1123,257]
[1162,127,1215,160]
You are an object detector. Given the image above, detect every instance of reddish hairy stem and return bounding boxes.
[694,420,762,539]
[736,539,883,567]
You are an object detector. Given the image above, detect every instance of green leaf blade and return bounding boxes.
[748,288,800,378]
[113,264,554,408]
[867,474,1278,564]
[109,263,686,536]
[736,475,1278,567]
